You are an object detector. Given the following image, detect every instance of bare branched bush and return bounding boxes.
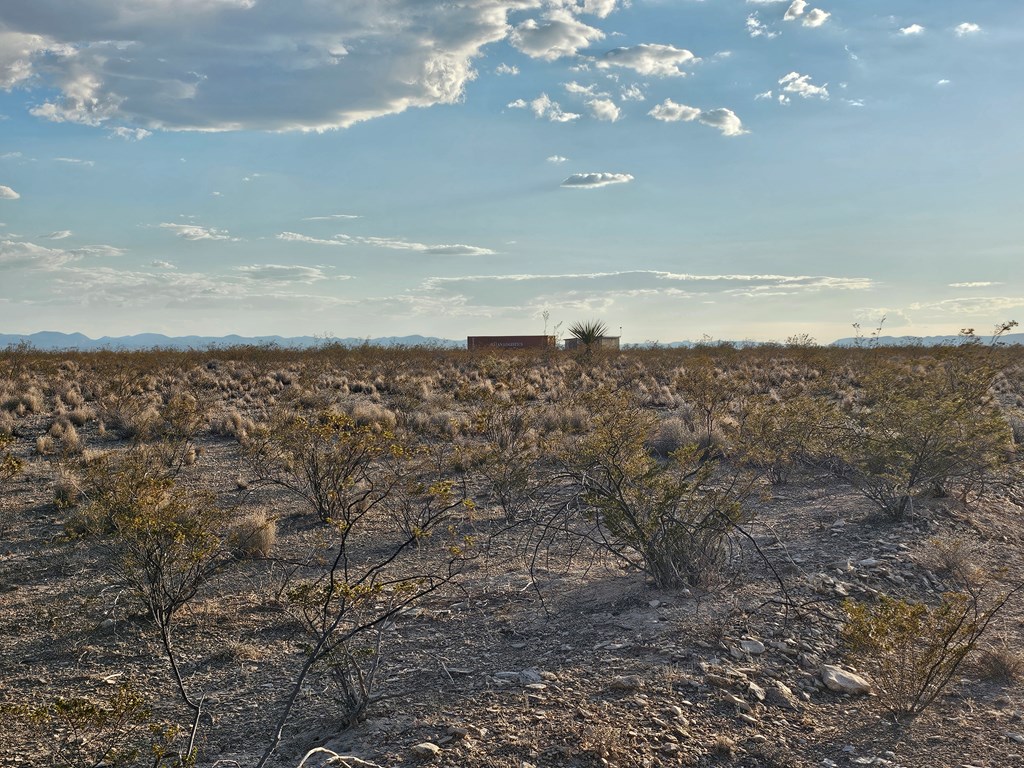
[245,409,396,524]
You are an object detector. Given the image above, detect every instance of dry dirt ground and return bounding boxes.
[1,370,1024,768]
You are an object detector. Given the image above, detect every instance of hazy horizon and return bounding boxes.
[2,1,1021,343]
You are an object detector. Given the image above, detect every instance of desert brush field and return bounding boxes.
[1,339,1023,768]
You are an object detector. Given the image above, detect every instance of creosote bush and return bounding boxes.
[843,588,1019,718]
[564,391,751,588]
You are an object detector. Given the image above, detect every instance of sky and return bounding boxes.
[0,0,1021,344]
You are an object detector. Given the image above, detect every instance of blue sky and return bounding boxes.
[1,0,1020,343]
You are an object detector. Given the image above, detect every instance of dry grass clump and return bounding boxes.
[229,511,277,559]
[349,402,397,430]
[974,643,1024,683]
[52,468,82,508]
[647,415,699,457]
[211,409,257,442]
[2,388,44,416]
[0,410,14,437]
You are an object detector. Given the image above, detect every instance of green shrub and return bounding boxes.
[843,590,1017,718]
[564,392,751,588]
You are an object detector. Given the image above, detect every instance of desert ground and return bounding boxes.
[1,341,1023,768]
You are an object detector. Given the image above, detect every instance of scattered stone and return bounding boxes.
[820,665,871,695]
[517,668,543,684]
[737,713,758,726]
[746,682,766,702]
[739,639,766,655]
[1006,732,1024,744]
[723,693,752,712]
[609,675,643,691]
[410,742,441,759]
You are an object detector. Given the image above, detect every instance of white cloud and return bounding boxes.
[54,157,95,167]
[802,9,830,28]
[158,223,238,241]
[495,63,519,75]
[648,99,747,136]
[301,213,361,221]
[955,22,981,37]
[278,231,496,255]
[0,185,19,200]
[235,264,333,283]
[6,1,554,133]
[619,84,645,101]
[910,297,1024,314]
[755,90,773,100]
[587,97,621,121]
[510,10,605,61]
[784,0,806,20]
[899,24,925,36]
[560,172,634,189]
[779,72,829,99]
[648,100,701,123]
[109,128,152,141]
[746,14,778,39]
[546,155,569,163]
[510,93,581,122]
[596,44,699,77]
[152,260,177,269]
[43,230,73,240]
[936,79,951,86]
[0,152,22,160]
[949,281,1001,288]
[0,238,123,270]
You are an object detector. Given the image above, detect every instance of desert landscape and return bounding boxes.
[1,338,1023,768]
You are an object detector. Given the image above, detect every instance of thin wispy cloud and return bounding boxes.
[158,223,239,241]
[560,172,634,189]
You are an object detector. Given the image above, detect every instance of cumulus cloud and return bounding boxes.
[802,9,830,28]
[43,230,73,240]
[3,1,554,133]
[0,185,19,200]
[619,84,645,101]
[784,0,807,20]
[560,172,634,189]
[510,10,605,61]
[152,260,177,269]
[278,231,496,255]
[596,44,699,77]
[509,93,581,122]
[783,0,829,27]
[955,22,981,36]
[158,223,238,241]
[779,72,829,99]
[746,13,778,39]
[109,128,152,141]
[587,97,621,121]
[648,99,747,136]
[495,63,519,75]
[546,155,569,163]
[899,24,925,36]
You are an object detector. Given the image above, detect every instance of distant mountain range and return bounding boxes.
[0,331,463,351]
[2,330,1021,352]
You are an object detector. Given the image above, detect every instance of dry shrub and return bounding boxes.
[0,410,14,437]
[974,643,1024,683]
[349,402,397,430]
[211,409,256,441]
[53,468,82,508]
[35,435,56,456]
[229,511,276,559]
[647,415,698,458]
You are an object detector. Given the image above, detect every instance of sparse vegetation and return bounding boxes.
[1,338,1023,767]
